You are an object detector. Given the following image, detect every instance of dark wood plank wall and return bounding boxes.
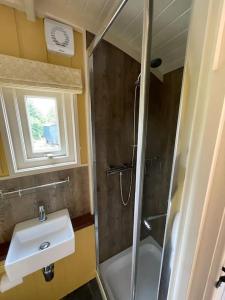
[142,68,183,245]
[87,32,183,262]
[87,33,140,262]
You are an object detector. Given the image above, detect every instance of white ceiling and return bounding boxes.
[0,0,192,76]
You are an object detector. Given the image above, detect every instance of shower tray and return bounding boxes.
[100,235,162,300]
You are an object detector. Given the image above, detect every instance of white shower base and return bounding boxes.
[100,236,162,300]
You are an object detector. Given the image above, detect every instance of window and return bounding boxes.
[25,96,61,154]
[0,87,80,175]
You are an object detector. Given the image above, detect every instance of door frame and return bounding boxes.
[167,0,225,298]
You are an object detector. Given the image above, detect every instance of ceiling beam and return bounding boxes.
[23,0,35,21]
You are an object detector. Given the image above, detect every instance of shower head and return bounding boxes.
[151,58,162,68]
[135,58,162,86]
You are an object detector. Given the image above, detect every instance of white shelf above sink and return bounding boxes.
[5,208,75,282]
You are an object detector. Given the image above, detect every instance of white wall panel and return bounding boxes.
[0,0,192,75]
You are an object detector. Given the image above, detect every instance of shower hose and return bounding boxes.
[119,83,138,206]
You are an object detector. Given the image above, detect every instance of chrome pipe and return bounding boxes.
[106,164,133,176]
[143,214,167,231]
[38,205,47,222]
[146,213,167,221]
[87,0,128,56]
[130,0,153,299]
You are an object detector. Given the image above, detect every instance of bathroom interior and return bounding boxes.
[0,0,193,299]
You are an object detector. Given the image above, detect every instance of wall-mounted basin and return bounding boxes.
[5,209,75,282]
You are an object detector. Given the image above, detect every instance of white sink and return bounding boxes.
[5,209,75,282]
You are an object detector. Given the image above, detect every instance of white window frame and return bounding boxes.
[16,90,66,159]
[0,86,80,177]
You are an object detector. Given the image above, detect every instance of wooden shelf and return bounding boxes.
[0,213,94,261]
[71,213,94,231]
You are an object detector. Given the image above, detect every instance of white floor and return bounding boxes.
[100,236,162,300]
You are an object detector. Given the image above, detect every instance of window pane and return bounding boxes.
[25,96,61,153]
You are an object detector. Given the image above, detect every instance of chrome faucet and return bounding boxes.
[38,205,47,222]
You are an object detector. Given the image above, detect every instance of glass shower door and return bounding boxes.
[131,0,185,299]
[130,0,154,299]
[133,65,183,300]
[87,0,187,298]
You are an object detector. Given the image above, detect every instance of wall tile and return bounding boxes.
[0,166,90,243]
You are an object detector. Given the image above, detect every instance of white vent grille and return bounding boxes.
[44,18,74,56]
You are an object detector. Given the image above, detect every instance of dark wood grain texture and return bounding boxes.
[87,32,140,262]
[0,241,10,261]
[141,68,183,245]
[87,29,183,261]
[0,166,90,243]
[71,213,94,231]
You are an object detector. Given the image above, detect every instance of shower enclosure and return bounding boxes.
[87,0,188,299]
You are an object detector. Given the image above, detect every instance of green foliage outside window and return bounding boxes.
[27,102,56,140]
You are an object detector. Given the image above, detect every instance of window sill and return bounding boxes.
[0,163,88,180]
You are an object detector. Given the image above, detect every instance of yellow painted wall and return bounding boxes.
[0,226,96,300]
[0,4,88,172]
[0,5,95,298]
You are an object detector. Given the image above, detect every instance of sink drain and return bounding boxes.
[39,241,50,250]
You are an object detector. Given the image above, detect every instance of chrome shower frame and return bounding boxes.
[86,0,153,298]
[130,0,153,298]
[86,1,129,297]
[86,0,174,299]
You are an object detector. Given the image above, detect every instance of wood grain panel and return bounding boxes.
[0,4,89,170]
[72,31,88,164]
[0,166,90,243]
[0,6,92,298]
[0,5,19,57]
[14,10,47,62]
[2,0,192,75]
[87,32,140,262]
[88,31,183,259]
[142,67,183,245]
[47,52,72,67]
[71,30,85,72]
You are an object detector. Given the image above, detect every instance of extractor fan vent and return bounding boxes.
[44,18,74,56]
